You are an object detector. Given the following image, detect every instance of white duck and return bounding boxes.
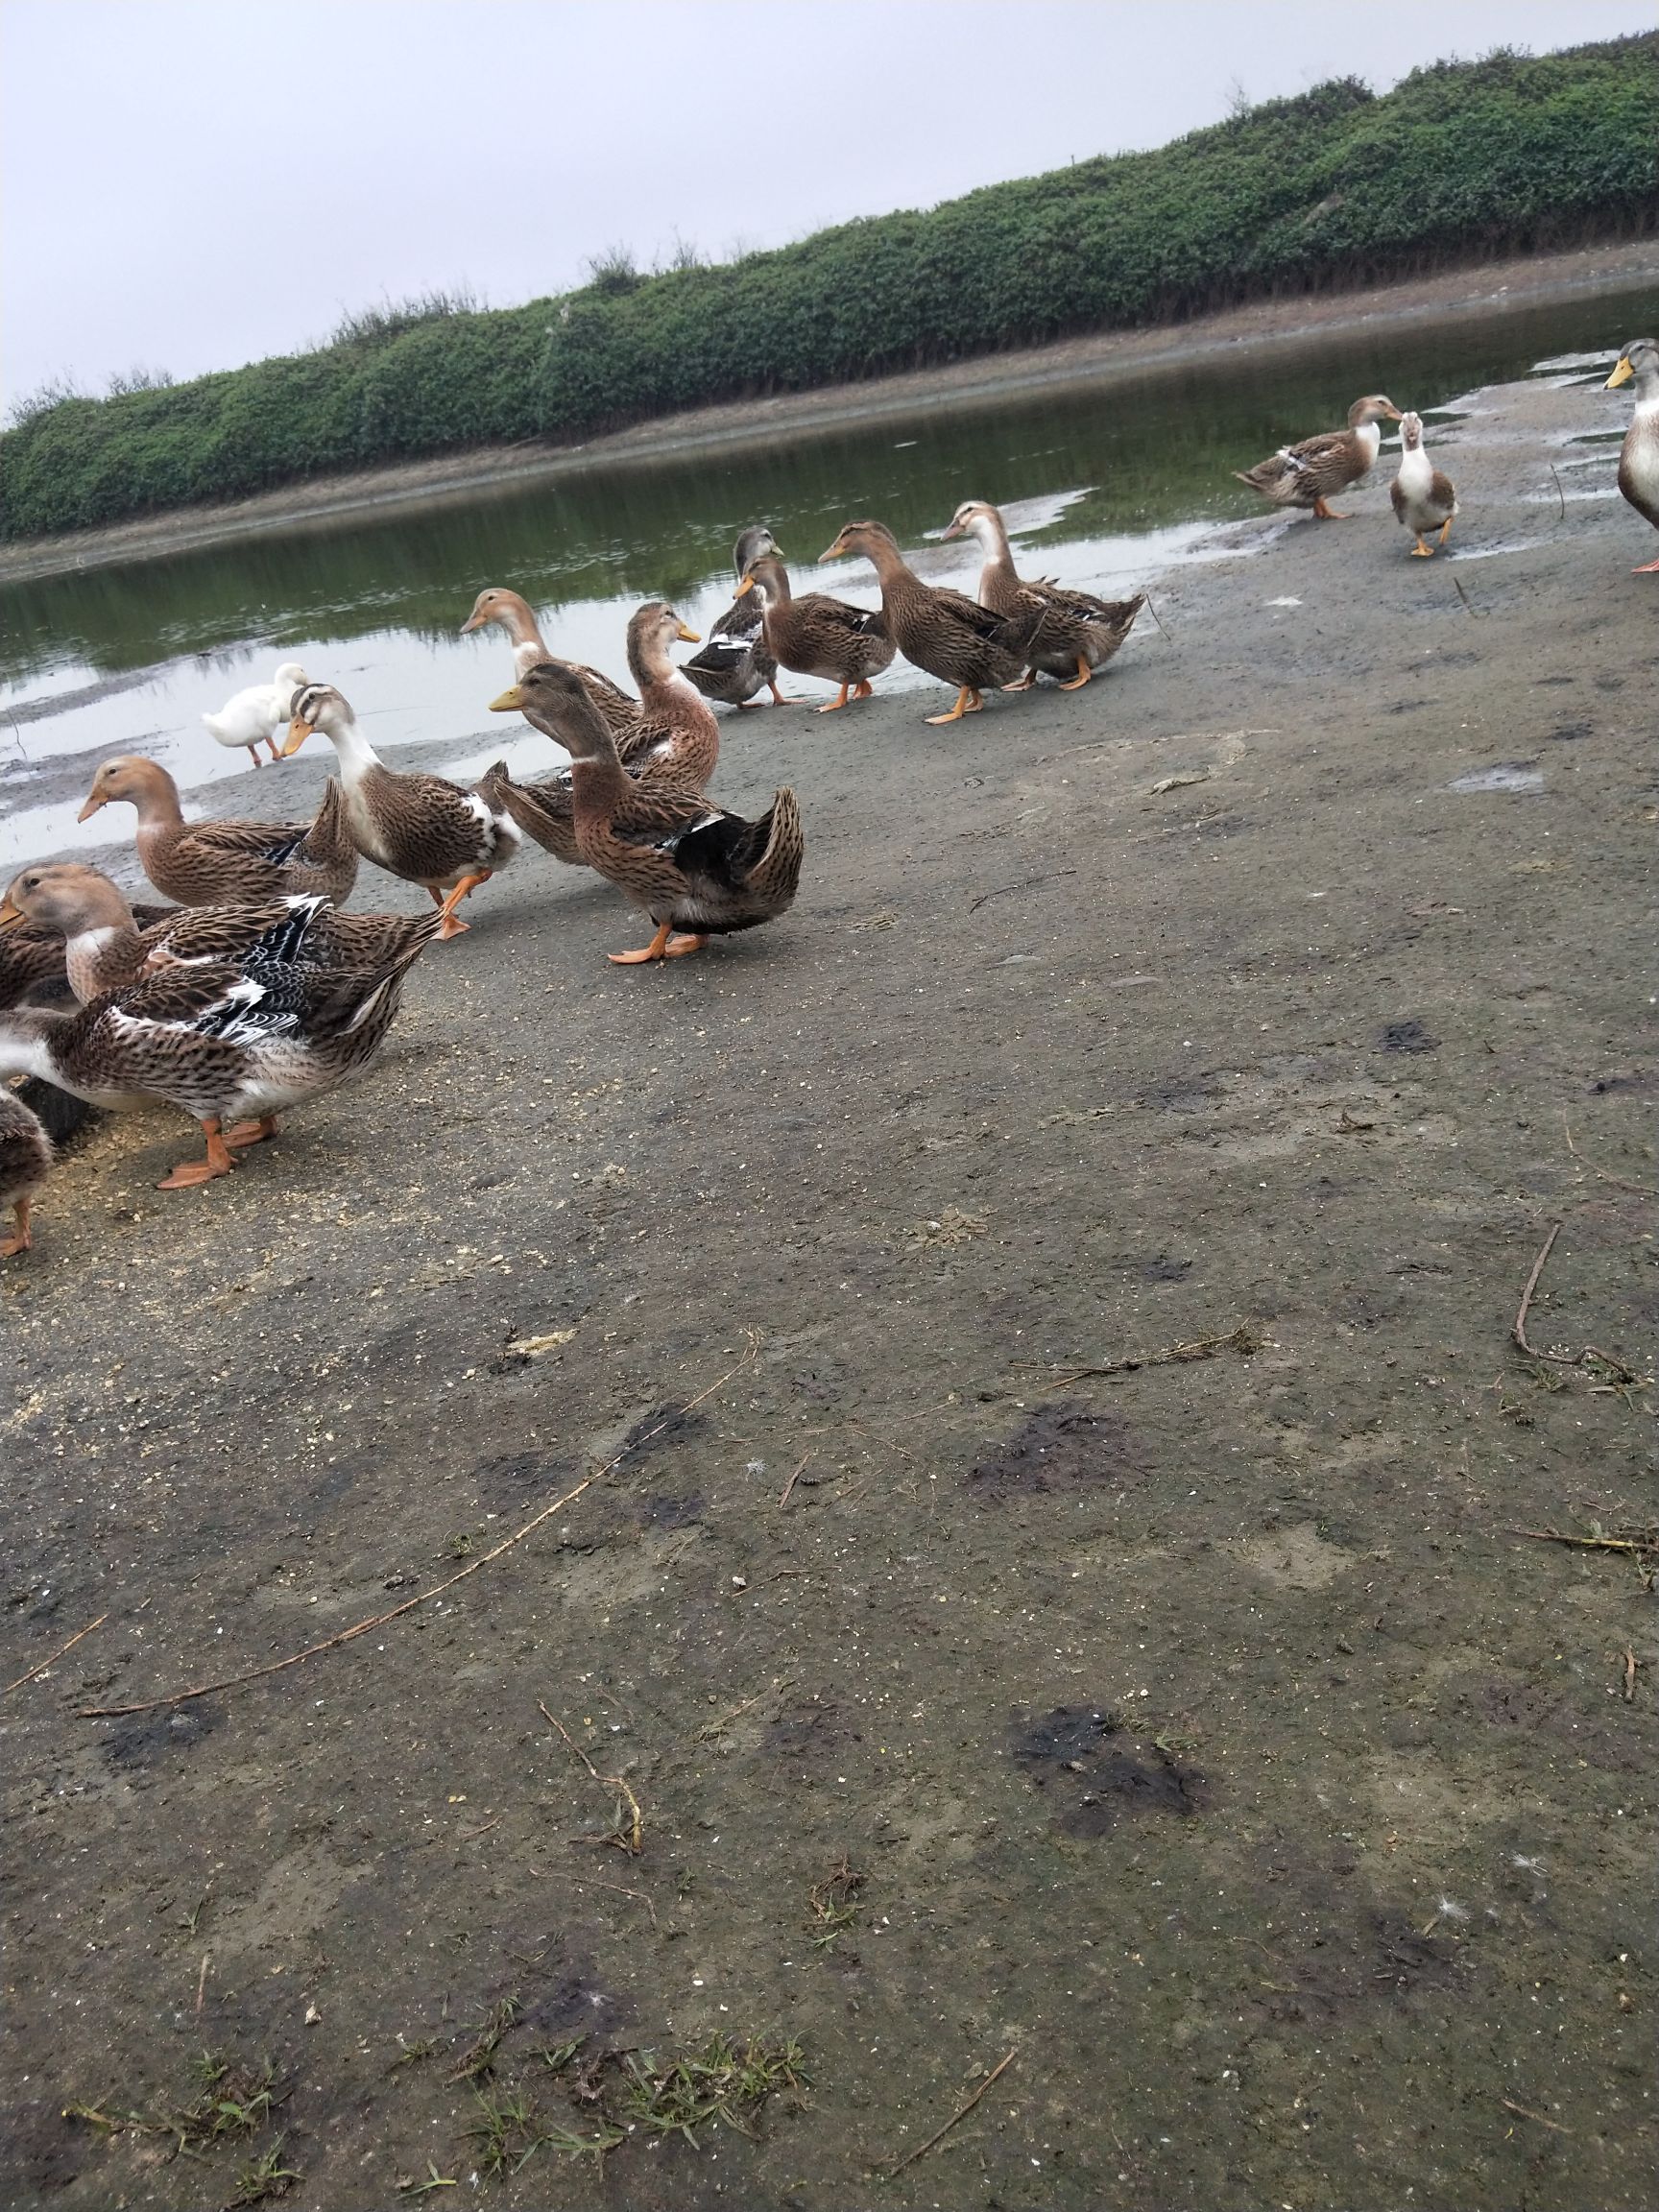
[203,661,311,767]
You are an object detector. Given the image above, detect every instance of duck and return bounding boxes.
[1604,339,1659,572]
[460,587,640,736]
[818,519,1041,724]
[2,862,432,1003]
[1389,414,1458,556]
[611,601,722,782]
[77,756,359,908]
[0,905,442,1190]
[202,661,311,767]
[499,662,803,964]
[1235,396,1403,518]
[0,1086,51,1255]
[939,499,1144,688]
[681,527,790,709]
[730,546,894,713]
[0,912,77,1011]
[280,684,520,936]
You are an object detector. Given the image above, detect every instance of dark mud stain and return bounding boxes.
[1587,1068,1654,1095]
[102,1701,222,1770]
[764,1697,858,1779]
[471,1451,581,1514]
[1551,718,1594,741]
[1011,1705,1208,1833]
[514,1939,632,2041]
[636,1492,704,1530]
[1,2100,84,2191]
[617,1405,712,1465]
[1114,1250,1193,1283]
[1137,1073,1221,1114]
[1252,1911,1460,2022]
[968,1406,1146,1502]
[1378,1021,1439,1053]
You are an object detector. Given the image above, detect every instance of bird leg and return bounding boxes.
[1410,535,1434,557]
[435,871,492,939]
[1000,671,1039,692]
[1058,656,1093,690]
[1633,553,1659,573]
[0,1196,32,1257]
[926,687,983,725]
[769,682,805,706]
[1311,498,1349,519]
[816,683,852,713]
[609,921,676,966]
[662,933,708,958]
[248,745,264,768]
[852,681,874,702]
[157,1119,241,1190]
[223,1114,279,1148]
[1438,517,1454,546]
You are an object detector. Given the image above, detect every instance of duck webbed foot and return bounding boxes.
[224,1114,279,1148]
[662,932,708,958]
[1311,498,1350,519]
[769,683,805,706]
[157,1120,240,1189]
[926,686,984,726]
[1057,657,1093,690]
[1410,535,1434,557]
[816,684,853,713]
[1000,671,1038,692]
[436,870,493,939]
[610,921,676,966]
[0,1197,32,1257]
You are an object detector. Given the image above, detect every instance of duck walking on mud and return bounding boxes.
[1389,413,1458,556]
[733,544,893,713]
[1235,395,1402,519]
[1605,338,1659,571]
[682,527,791,709]
[77,757,359,908]
[940,498,1144,688]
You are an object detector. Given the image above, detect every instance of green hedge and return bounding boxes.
[4,35,1654,541]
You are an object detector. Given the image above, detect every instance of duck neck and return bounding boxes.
[126,774,185,831]
[315,709,381,784]
[566,745,631,821]
[1353,421,1382,468]
[1631,360,1659,414]
[65,922,140,1001]
[855,534,914,600]
[966,513,1017,601]
[1396,439,1431,489]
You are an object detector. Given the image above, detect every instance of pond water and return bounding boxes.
[2,280,1654,872]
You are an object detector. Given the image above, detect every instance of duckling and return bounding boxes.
[733,546,893,713]
[1235,395,1403,518]
[1389,414,1458,556]
[460,587,640,736]
[77,756,358,907]
[503,662,803,965]
[1605,339,1659,571]
[280,684,519,937]
[0,1086,51,1255]
[2,862,430,1002]
[819,520,1041,724]
[0,906,442,1190]
[682,527,790,709]
[939,499,1143,687]
[203,661,311,766]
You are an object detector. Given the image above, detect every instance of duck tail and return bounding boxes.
[742,786,805,910]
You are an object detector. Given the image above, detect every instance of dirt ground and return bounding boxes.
[3,367,1656,2212]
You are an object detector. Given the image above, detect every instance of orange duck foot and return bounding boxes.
[1410,537,1434,557]
[224,1114,279,1148]
[770,683,805,706]
[1057,657,1093,690]
[610,922,676,966]
[1634,554,1659,573]
[0,1196,32,1257]
[1000,672,1038,692]
[926,687,983,726]
[1311,498,1350,519]
[157,1121,240,1189]
[816,684,853,713]
[436,869,492,939]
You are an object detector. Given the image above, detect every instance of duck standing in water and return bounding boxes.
[1388,413,1458,556]
[1605,338,1659,571]
[1235,395,1403,519]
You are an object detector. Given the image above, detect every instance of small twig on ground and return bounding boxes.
[1549,463,1567,525]
[4,1612,108,1695]
[695,1680,789,1741]
[195,1953,210,2015]
[541,1703,643,1856]
[1142,594,1174,646]
[884,2048,1019,2177]
[80,1339,758,1720]
[1622,1648,1639,1703]
[1021,1321,1262,1389]
[967,868,1077,914]
[1513,1527,1659,1570]
[778,1454,811,1508]
[1563,1116,1659,1199]
[563,1875,658,1926]
[1512,1222,1642,1383]
[1500,2096,1572,2134]
[1451,574,1479,617]
[458,1816,502,1842]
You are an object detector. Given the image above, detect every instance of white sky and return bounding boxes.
[2,0,1652,408]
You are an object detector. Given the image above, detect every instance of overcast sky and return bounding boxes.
[2,0,1651,409]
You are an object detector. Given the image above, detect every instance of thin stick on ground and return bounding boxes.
[778,1453,811,1507]
[541,1703,644,1856]
[884,2048,1019,2177]
[1512,1223,1642,1383]
[4,1612,108,1695]
[1513,1527,1659,1565]
[563,1875,658,1925]
[1500,2096,1572,2134]
[194,1953,209,2015]
[80,1339,758,1720]
[967,868,1077,915]
[1563,1116,1659,1199]
[1022,1321,1262,1389]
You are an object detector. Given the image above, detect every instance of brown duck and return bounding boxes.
[461,586,640,736]
[1235,395,1402,518]
[0,904,442,1189]
[1605,339,1659,572]
[733,547,893,712]
[502,663,803,964]
[819,520,1041,723]
[77,756,359,907]
[939,499,1143,688]
[281,684,520,937]
[0,1087,51,1255]
[681,527,789,709]
[3,862,434,1002]
[612,601,722,781]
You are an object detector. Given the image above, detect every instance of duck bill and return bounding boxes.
[939,519,966,541]
[279,718,316,757]
[1606,357,1634,390]
[675,622,702,644]
[818,541,846,564]
[76,791,107,823]
[733,575,756,600]
[0,895,24,930]
[459,611,486,634]
[489,685,525,712]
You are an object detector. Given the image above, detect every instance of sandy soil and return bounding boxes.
[3,238,1656,586]
[3,367,1656,2212]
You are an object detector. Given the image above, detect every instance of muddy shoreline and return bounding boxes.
[3,366,1656,2212]
[2,238,1655,588]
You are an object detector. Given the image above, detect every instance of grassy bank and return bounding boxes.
[4,34,1655,542]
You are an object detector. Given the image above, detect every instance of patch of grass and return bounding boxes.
[448,1997,520,2084]
[387,2035,441,2074]
[618,2033,808,2147]
[224,2135,302,2206]
[63,2051,284,2163]
[806,1854,865,1951]
[464,2087,543,2176]
[535,2036,588,2075]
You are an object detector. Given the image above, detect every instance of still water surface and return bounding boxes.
[2,282,1653,870]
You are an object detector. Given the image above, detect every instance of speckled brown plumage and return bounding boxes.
[506,664,803,963]
[609,603,722,784]
[682,528,786,709]
[1235,395,1403,517]
[941,500,1143,686]
[737,551,894,711]
[78,756,359,907]
[461,587,641,736]
[0,1086,51,1254]
[820,520,1041,723]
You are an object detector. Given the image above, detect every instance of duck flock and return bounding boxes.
[2,343,1655,1258]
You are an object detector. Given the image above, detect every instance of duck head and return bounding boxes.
[1606,337,1658,392]
[2,861,132,937]
[77,756,179,823]
[732,524,778,581]
[1398,412,1425,451]
[490,662,612,761]
[819,519,900,566]
[1347,396,1404,429]
[625,599,700,687]
[271,661,310,715]
[461,587,540,640]
[281,683,354,756]
[938,499,1005,549]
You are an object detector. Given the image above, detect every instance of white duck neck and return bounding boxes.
[315,708,381,782]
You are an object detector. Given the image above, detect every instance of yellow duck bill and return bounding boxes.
[280,718,317,757]
[488,685,525,712]
[1606,355,1635,389]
